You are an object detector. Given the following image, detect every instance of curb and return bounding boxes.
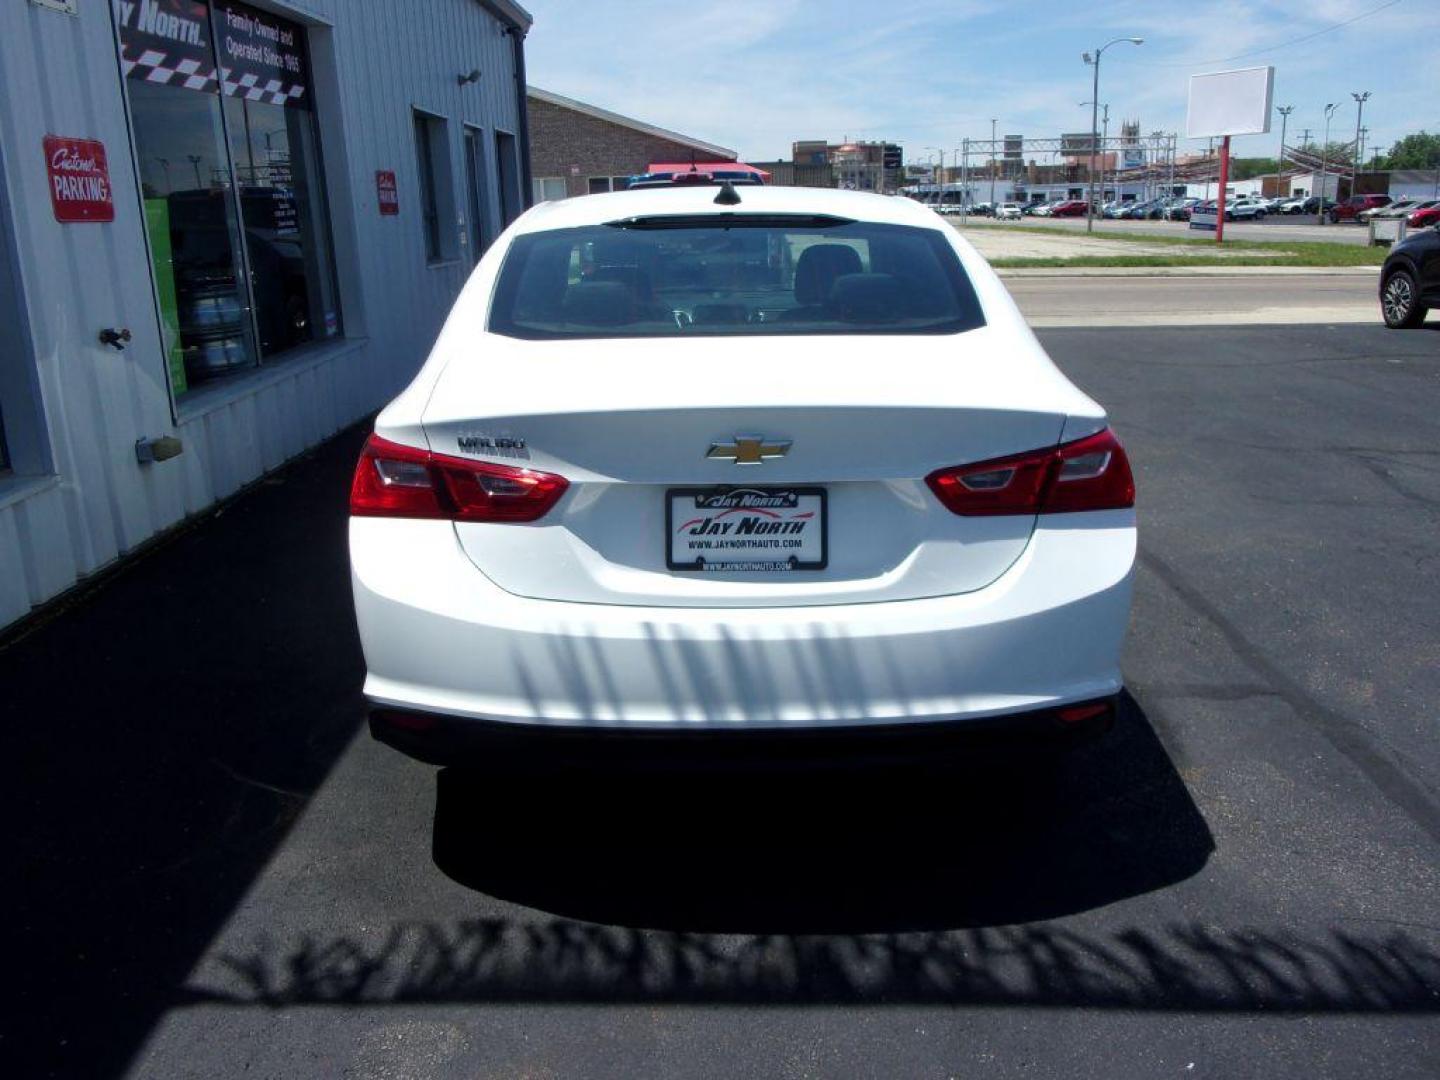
[996,265,1382,278]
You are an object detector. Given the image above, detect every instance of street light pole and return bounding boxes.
[1351,91,1370,190]
[1274,104,1293,199]
[1083,36,1143,234]
[1318,102,1337,224]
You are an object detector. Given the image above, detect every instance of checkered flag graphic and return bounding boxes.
[221,69,307,107]
[120,45,218,93]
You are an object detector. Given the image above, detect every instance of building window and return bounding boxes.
[116,0,342,399]
[463,125,489,261]
[586,177,608,195]
[411,111,443,260]
[495,130,521,224]
[533,177,567,202]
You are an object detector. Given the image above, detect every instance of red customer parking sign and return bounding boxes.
[376,170,399,215]
[44,135,114,223]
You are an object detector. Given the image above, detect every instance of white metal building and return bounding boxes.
[0,0,533,631]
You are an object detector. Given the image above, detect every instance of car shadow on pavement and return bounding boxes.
[431,691,1209,933]
[2,426,371,1080]
[199,692,1440,1013]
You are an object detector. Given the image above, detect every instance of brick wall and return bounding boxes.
[528,98,733,197]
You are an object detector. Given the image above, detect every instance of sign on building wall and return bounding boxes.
[44,135,115,222]
[115,0,313,108]
[376,170,399,215]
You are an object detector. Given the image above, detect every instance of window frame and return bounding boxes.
[111,0,347,414]
[413,109,454,263]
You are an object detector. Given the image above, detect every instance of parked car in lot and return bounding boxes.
[1048,199,1088,217]
[1379,220,1440,328]
[1363,199,1423,223]
[1300,196,1337,215]
[996,202,1023,220]
[1278,197,1307,214]
[1330,194,1391,224]
[1232,199,1270,220]
[350,183,1136,763]
[1166,198,1201,221]
[1408,202,1440,228]
[1022,201,1050,216]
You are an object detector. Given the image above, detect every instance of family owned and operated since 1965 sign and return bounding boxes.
[114,0,313,109]
[43,136,115,223]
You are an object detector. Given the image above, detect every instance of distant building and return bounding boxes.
[746,161,834,188]
[790,140,900,193]
[527,86,736,201]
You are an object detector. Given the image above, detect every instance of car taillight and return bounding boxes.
[349,434,568,523]
[926,428,1135,516]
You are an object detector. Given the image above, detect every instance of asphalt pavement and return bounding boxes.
[5,323,1439,1079]
[1008,271,1380,326]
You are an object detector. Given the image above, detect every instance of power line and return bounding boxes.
[1131,0,1404,68]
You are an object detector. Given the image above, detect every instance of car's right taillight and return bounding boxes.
[926,427,1135,516]
[350,434,568,523]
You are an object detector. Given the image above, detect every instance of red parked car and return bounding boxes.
[1329,194,1391,224]
[1048,200,1089,218]
[1408,202,1440,228]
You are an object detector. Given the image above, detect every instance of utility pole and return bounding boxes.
[989,118,997,209]
[1274,105,1293,199]
[961,138,969,221]
[1318,102,1337,223]
[1350,91,1370,194]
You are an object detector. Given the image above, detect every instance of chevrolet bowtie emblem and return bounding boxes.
[706,435,792,465]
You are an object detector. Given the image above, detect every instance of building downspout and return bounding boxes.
[507,27,534,209]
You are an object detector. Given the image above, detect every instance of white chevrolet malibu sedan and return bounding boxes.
[349,181,1135,762]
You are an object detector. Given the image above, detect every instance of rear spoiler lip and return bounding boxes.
[604,212,856,230]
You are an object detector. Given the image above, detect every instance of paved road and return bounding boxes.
[6,325,1440,1078]
[1008,271,1382,327]
[959,214,1374,246]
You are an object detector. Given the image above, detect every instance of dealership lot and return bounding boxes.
[6,323,1439,1079]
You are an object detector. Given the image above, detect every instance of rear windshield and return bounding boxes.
[488,216,986,339]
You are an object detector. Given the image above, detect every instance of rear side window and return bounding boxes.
[488,217,986,339]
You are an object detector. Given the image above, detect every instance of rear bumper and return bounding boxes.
[370,696,1119,768]
[351,511,1135,743]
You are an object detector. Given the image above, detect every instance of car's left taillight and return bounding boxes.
[926,427,1135,516]
[349,434,568,523]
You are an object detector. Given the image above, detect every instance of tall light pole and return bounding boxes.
[989,118,998,209]
[1351,91,1370,189]
[1274,104,1293,198]
[1318,102,1338,224]
[1082,36,1143,233]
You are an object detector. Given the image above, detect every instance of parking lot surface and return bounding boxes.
[960,214,1375,246]
[6,324,1439,1078]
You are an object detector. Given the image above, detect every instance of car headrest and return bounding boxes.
[826,272,906,323]
[561,281,637,326]
[793,243,863,305]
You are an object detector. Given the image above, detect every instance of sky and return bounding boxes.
[520,0,1440,167]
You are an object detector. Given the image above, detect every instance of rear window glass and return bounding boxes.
[488,217,986,339]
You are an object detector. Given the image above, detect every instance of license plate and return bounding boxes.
[667,487,827,571]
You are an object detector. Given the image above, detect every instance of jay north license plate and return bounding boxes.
[667,487,827,571]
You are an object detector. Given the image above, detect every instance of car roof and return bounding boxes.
[508,185,944,235]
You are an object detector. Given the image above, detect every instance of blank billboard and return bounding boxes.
[1186,66,1274,138]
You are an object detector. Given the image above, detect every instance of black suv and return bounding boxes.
[1380,223,1440,328]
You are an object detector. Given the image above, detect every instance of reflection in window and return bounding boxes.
[117,0,341,396]
[225,92,341,355]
